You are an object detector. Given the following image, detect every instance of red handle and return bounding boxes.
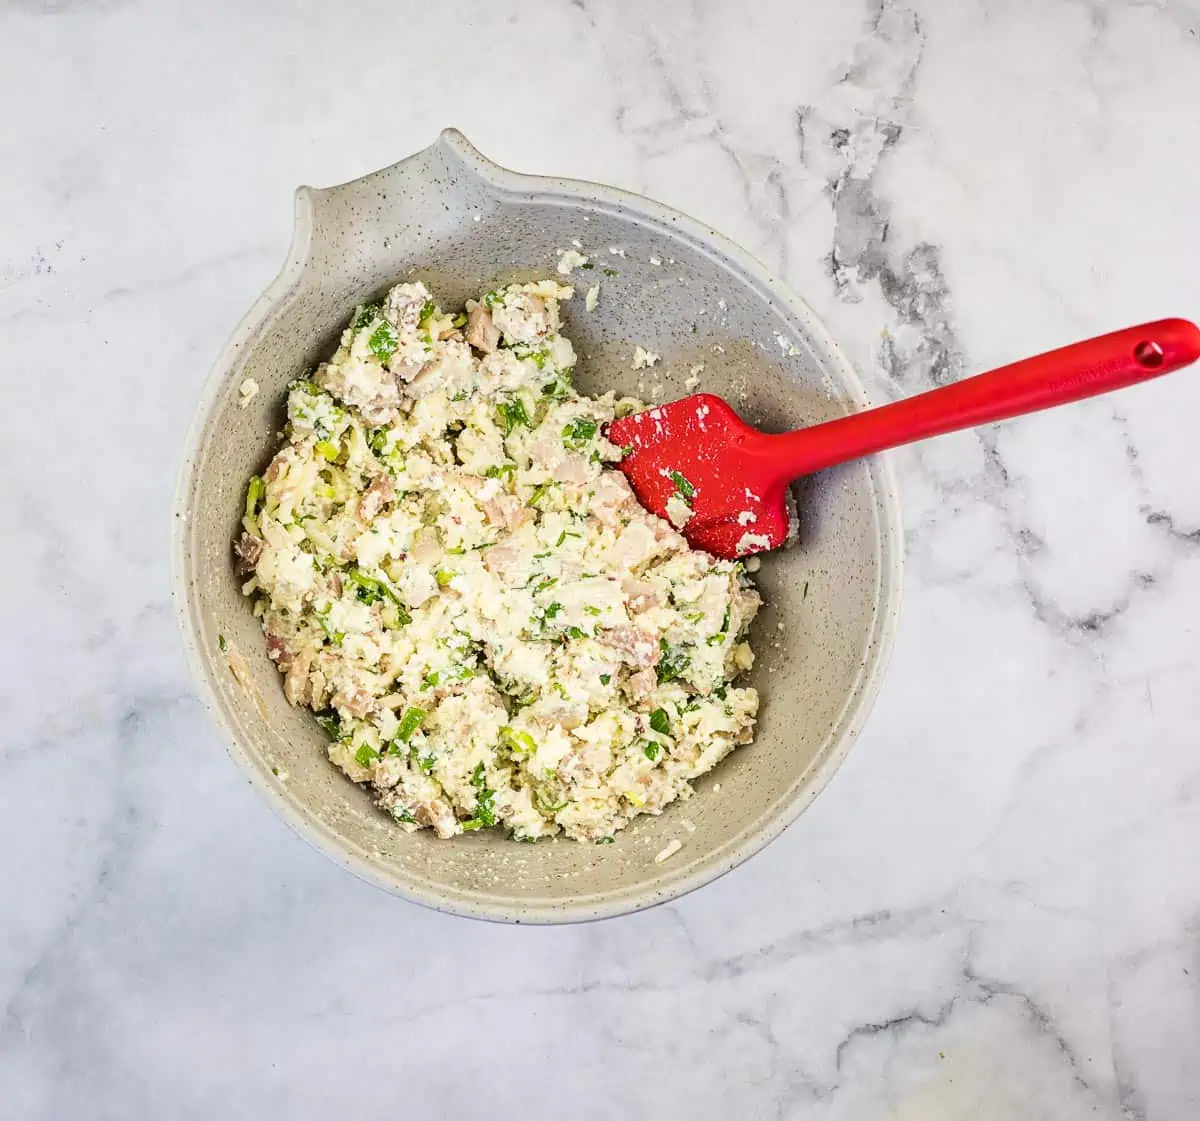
[769,318,1200,479]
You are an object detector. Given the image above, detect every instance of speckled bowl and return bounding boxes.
[172,129,903,923]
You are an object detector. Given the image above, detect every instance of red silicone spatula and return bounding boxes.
[608,318,1200,559]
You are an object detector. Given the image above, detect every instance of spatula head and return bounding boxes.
[607,394,792,559]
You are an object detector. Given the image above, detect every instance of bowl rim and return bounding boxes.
[171,128,904,924]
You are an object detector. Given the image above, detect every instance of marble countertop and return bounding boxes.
[4,0,1200,1117]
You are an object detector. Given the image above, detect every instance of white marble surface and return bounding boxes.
[3,0,1200,1116]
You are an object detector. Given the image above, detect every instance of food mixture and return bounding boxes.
[234,279,761,842]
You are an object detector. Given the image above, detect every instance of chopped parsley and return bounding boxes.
[602,267,619,277]
[418,754,436,775]
[217,634,227,652]
[642,740,660,761]
[599,673,611,685]
[543,601,564,619]
[565,625,586,639]
[595,836,615,845]
[485,462,516,479]
[501,726,536,757]
[418,298,437,326]
[649,708,671,736]
[452,311,468,328]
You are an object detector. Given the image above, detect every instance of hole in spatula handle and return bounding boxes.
[1134,340,1165,368]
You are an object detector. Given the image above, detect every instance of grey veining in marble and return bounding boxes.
[3,0,1200,1117]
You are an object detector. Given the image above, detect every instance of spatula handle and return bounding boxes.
[771,318,1200,478]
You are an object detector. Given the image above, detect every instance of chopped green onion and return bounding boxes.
[435,569,457,587]
[418,298,437,326]
[353,303,382,329]
[595,836,615,844]
[315,712,343,740]
[501,726,536,757]
[355,744,380,767]
[566,625,586,639]
[642,741,660,761]
[544,602,563,619]
[395,707,427,743]
[494,397,531,435]
[599,673,611,685]
[217,634,227,652]
[245,475,266,518]
[562,416,598,449]
[369,321,398,359]
[669,470,696,501]
[657,639,690,684]
[485,463,516,479]
[462,762,497,829]
[418,754,436,775]
[421,671,440,690]
[452,311,468,328]
[314,439,340,462]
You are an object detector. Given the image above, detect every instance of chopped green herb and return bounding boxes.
[649,708,671,736]
[707,608,731,646]
[421,671,440,690]
[580,261,595,270]
[599,673,611,685]
[595,836,615,845]
[346,568,410,621]
[393,808,417,824]
[657,639,690,684]
[353,302,381,329]
[501,726,536,757]
[544,602,563,619]
[494,397,531,435]
[245,475,266,518]
[532,576,558,594]
[418,298,437,326]
[435,568,457,587]
[446,545,466,555]
[529,484,550,505]
[485,463,516,479]
[566,625,586,640]
[584,605,602,616]
[562,416,599,449]
[602,267,619,277]
[217,634,227,652]
[483,289,505,309]
[462,762,497,829]
[315,712,343,740]
[395,707,427,743]
[355,744,380,767]
[418,754,436,775]
[713,684,728,701]
[452,311,468,328]
[642,740,660,761]
[314,439,340,462]
[368,321,398,359]
[669,470,696,500]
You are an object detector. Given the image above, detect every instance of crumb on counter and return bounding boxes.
[557,248,589,276]
[654,838,683,863]
[585,285,600,312]
[632,346,660,370]
[238,378,260,408]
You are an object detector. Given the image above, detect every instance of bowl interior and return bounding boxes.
[174,133,901,922]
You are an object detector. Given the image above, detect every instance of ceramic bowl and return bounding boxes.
[172,129,903,923]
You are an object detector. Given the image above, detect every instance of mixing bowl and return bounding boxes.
[172,129,903,922]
